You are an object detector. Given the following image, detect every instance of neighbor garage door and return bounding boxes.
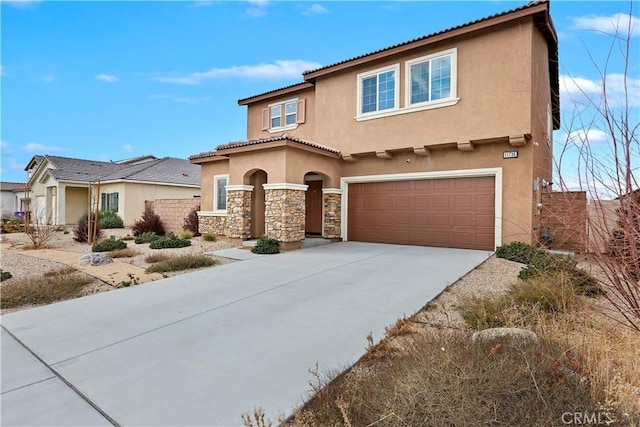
[347,177,495,250]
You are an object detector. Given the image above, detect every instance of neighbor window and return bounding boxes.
[101,192,119,212]
[262,98,306,131]
[406,49,457,106]
[357,65,399,116]
[214,175,228,212]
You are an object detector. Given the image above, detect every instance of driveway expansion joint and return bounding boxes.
[1,324,120,427]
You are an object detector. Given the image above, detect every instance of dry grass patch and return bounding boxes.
[108,248,141,258]
[1,270,93,309]
[145,253,170,263]
[145,255,217,274]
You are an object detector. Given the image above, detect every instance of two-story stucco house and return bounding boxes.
[190,1,559,251]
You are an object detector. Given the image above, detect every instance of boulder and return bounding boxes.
[471,327,541,350]
[79,253,113,266]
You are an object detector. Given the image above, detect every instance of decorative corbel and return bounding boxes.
[376,151,393,159]
[413,146,431,157]
[457,141,474,152]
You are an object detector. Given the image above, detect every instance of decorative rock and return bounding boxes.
[471,327,541,350]
[79,253,113,266]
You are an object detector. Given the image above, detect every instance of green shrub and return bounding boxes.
[180,231,194,240]
[497,242,602,296]
[251,236,280,254]
[145,255,217,273]
[132,207,165,236]
[149,233,191,249]
[135,231,160,244]
[495,241,542,264]
[98,210,124,229]
[92,236,127,252]
[202,233,217,242]
[1,269,12,281]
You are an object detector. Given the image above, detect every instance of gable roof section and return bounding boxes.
[1,182,27,192]
[236,1,559,128]
[28,155,200,186]
[237,82,314,106]
[216,135,340,155]
[100,157,200,186]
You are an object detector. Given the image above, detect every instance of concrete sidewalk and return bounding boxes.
[1,242,491,426]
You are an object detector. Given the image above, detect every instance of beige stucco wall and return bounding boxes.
[247,19,536,156]
[99,182,200,226]
[198,161,230,211]
[65,186,89,224]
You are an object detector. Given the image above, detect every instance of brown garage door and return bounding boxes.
[347,177,495,250]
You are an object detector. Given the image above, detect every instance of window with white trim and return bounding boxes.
[357,64,399,117]
[406,49,457,107]
[213,175,228,212]
[262,98,306,132]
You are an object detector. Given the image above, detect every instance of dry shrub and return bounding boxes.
[145,253,170,264]
[145,255,217,273]
[1,271,92,309]
[531,303,640,425]
[132,207,165,237]
[108,248,141,258]
[271,331,595,427]
[43,266,78,277]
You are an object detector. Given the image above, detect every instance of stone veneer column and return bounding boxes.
[322,188,342,239]
[196,213,227,236]
[225,185,253,240]
[263,183,307,243]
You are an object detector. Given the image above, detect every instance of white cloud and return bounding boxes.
[148,94,202,104]
[565,128,609,145]
[122,144,134,153]
[2,0,42,9]
[302,4,328,16]
[153,60,321,85]
[1,140,14,154]
[245,0,269,18]
[572,13,639,37]
[21,142,64,153]
[559,73,640,108]
[41,74,55,83]
[96,74,119,83]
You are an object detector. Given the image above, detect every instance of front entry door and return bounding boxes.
[305,180,323,235]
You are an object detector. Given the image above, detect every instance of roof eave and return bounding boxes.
[237,82,314,106]
[303,2,550,81]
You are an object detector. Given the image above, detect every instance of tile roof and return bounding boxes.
[238,0,557,124]
[237,81,312,106]
[215,135,341,154]
[33,155,200,186]
[303,1,551,77]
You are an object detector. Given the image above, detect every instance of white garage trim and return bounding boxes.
[340,167,503,249]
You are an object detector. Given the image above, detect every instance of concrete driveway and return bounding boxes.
[1,242,491,426]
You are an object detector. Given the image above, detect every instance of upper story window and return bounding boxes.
[214,175,228,212]
[262,98,306,132]
[355,49,458,122]
[357,64,399,117]
[406,49,457,107]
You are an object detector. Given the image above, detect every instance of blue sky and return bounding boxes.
[1,0,638,188]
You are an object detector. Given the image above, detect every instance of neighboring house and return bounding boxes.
[190,1,559,250]
[0,182,28,220]
[25,155,200,226]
